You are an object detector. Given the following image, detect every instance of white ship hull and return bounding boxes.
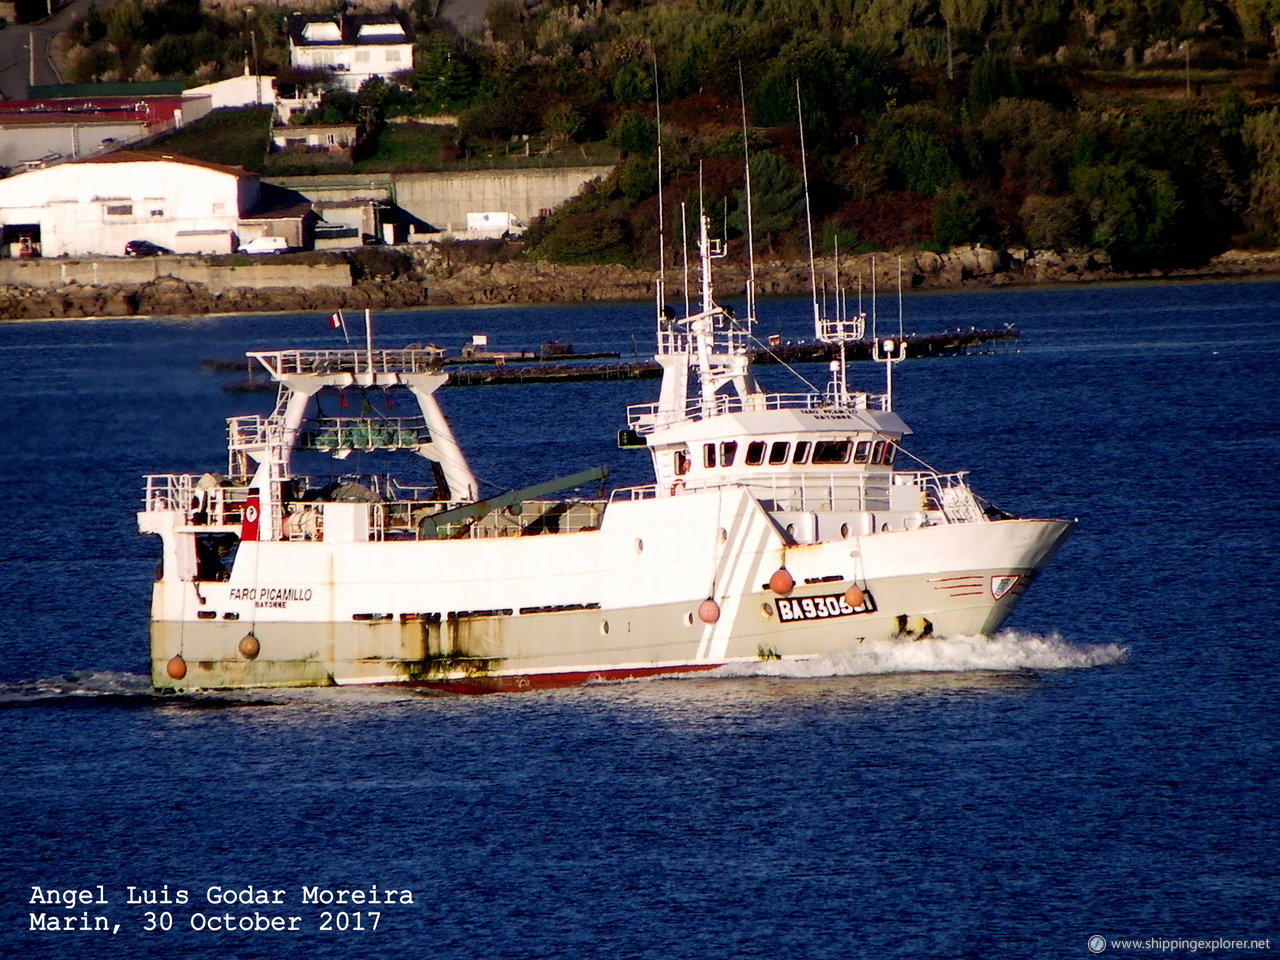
[141,210,1073,693]
[148,487,1071,692]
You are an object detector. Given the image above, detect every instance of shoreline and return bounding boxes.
[3,246,1280,322]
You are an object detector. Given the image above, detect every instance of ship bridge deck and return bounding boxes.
[249,348,444,379]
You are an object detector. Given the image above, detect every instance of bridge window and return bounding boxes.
[882,443,897,465]
[871,440,886,464]
[853,440,871,464]
[720,441,738,466]
[812,440,852,464]
[792,441,810,464]
[674,450,689,475]
[745,441,766,465]
[704,443,717,468]
[768,441,790,465]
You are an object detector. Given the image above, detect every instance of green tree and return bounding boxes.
[612,59,654,105]
[106,0,144,56]
[1241,108,1280,244]
[617,155,658,202]
[1227,0,1280,44]
[975,99,1075,195]
[544,102,586,144]
[661,17,762,100]
[730,151,805,253]
[608,110,658,157]
[933,186,981,247]
[525,184,633,264]
[1071,161,1183,268]
[967,52,1021,114]
[414,34,475,106]
[1117,101,1236,260]
[83,4,106,43]
[873,106,961,196]
[320,88,357,124]
[1020,195,1086,249]
[358,76,408,116]
[458,97,537,141]
[751,37,893,147]
[149,34,193,77]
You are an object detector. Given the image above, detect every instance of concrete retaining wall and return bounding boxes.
[0,258,352,294]
[269,166,613,233]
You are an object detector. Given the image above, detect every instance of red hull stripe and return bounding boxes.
[397,662,723,695]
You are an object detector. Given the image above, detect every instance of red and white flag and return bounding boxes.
[328,310,350,342]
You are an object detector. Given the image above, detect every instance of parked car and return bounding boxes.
[124,240,169,257]
[239,236,290,255]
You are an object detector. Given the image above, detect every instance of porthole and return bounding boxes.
[635,538,644,554]
[761,603,775,619]
[719,527,728,543]
[684,611,695,627]
[840,522,850,538]
[600,620,610,636]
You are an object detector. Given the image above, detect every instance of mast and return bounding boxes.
[681,201,690,319]
[875,258,908,411]
[696,164,718,313]
[740,65,757,325]
[797,82,820,337]
[898,255,905,339]
[798,82,863,408]
[654,55,666,325]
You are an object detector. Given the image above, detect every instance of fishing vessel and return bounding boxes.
[139,206,1071,692]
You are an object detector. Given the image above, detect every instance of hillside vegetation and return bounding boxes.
[76,0,1280,268]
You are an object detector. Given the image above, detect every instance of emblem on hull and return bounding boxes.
[990,575,1021,600]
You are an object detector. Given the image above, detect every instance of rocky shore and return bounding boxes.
[3,245,1280,320]
[419,245,1280,305]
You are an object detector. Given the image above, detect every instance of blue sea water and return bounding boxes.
[0,280,1277,959]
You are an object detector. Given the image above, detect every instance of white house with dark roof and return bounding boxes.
[0,151,310,257]
[287,12,415,92]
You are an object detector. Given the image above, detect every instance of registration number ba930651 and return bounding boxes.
[775,592,875,623]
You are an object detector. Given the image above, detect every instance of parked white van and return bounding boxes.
[239,236,290,254]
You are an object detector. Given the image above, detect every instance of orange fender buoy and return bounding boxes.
[769,568,795,595]
[238,633,260,659]
[845,585,866,609]
[166,655,187,680]
[698,597,721,624]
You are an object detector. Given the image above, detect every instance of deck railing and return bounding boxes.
[609,471,983,524]
[143,474,254,526]
[248,348,444,377]
[143,468,985,544]
[626,389,888,433]
[143,474,606,542]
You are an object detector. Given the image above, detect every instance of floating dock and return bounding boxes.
[215,327,1018,392]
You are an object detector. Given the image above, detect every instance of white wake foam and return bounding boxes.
[704,631,1127,680]
[0,671,153,703]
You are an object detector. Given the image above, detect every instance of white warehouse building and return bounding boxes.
[0,151,307,258]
